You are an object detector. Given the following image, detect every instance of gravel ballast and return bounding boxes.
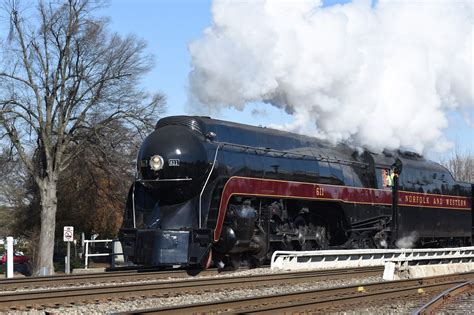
[6,268,382,314]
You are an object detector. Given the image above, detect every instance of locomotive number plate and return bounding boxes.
[168,159,180,167]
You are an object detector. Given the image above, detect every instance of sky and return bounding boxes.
[103,0,473,160]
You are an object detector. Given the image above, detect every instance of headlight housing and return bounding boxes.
[149,155,164,171]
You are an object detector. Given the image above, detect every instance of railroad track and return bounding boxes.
[0,264,271,291]
[0,266,381,311]
[414,280,474,314]
[0,268,222,292]
[122,271,474,314]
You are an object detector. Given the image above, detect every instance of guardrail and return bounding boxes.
[270,247,474,272]
[84,239,124,269]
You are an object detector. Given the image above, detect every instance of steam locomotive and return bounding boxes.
[119,116,473,270]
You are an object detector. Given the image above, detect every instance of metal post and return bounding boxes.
[66,242,71,274]
[390,159,403,247]
[111,239,116,268]
[391,172,400,246]
[80,232,85,259]
[84,241,89,269]
[132,181,137,228]
[74,240,77,258]
[6,237,13,279]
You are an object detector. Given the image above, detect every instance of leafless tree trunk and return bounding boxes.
[36,177,57,273]
[0,0,164,275]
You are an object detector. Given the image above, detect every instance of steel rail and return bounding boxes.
[413,280,474,315]
[0,266,382,310]
[123,271,474,314]
[247,281,460,314]
[0,268,224,291]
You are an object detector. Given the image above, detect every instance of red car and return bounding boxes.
[0,252,29,264]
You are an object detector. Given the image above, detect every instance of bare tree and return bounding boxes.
[0,147,29,209]
[442,150,474,183]
[0,147,29,238]
[0,0,165,275]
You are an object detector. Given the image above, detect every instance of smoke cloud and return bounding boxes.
[395,231,418,249]
[188,0,473,153]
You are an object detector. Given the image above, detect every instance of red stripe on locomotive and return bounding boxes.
[213,176,471,242]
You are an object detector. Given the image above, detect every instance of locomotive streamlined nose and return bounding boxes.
[121,122,214,268]
[137,124,209,202]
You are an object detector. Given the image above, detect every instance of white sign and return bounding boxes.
[63,226,74,242]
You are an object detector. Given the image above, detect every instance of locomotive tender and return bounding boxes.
[120,116,473,270]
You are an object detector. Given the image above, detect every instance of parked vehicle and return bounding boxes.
[0,252,29,264]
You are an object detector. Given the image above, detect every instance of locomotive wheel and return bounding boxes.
[315,226,329,250]
[249,255,265,268]
[220,254,241,271]
[229,254,241,270]
[300,240,316,251]
[294,215,326,250]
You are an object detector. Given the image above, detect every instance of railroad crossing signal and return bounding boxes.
[63,226,74,242]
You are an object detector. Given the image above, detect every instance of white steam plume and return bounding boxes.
[188,0,473,153]
[395,231,418,249]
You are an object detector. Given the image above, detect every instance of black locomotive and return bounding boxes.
[119,116,473,270]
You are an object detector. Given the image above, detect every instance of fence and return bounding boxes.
[270,246,474,271]
[83,239,124,269]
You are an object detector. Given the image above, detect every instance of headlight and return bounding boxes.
[149,155,164,171]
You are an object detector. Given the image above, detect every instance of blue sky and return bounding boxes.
[104,0,294,127]
[103,0,473,159]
